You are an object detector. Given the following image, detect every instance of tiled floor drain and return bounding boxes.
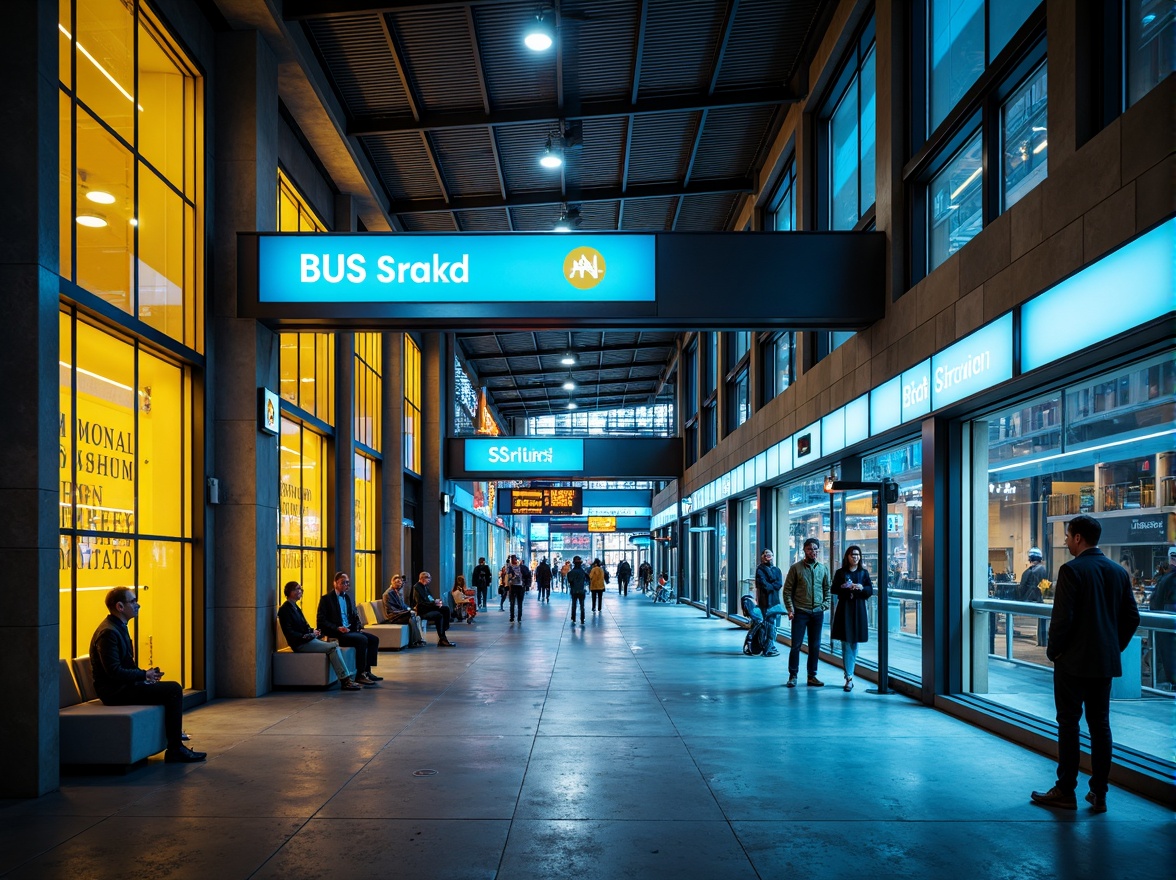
[412,769,439,776]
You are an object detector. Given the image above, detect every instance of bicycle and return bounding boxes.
[651,578,675,603]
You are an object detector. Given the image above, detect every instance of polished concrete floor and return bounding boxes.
[2,592,1171,879]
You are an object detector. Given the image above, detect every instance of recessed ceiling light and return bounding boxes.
[86,190,116,204]
[566,401,578,410]
[560,352,576,365]
[562,379,576,391]
[76,213,107,228]
[539,136,562,169]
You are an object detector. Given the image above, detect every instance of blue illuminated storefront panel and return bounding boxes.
[464,439,585,472]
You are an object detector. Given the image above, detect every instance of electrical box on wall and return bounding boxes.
[207,477,220,505]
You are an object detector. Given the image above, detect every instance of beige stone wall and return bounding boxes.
[660,0,1175,512]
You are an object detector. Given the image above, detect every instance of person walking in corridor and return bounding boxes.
[1031,515,1139,813]
[589,558,606,615]
[567,555,587,625]
[616,558,632,596]
[783,538,831,688]
[471,557,492,609]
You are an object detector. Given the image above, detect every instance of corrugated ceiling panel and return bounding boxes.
[454,208,511,231]
[509,204,564,231]
[690,105,776,179]
[674,192,742,231]
[637,0,725,96]
[717,0,825,91]
[624,112,696,185]
[620,196,675,230]
[362,133,443,201]
[563,0,639,100]
[398,212,459,231]
[429,128,503,196]
[474,1,559,109]
[574,201,621,231]
[305,15,411,117]
[570,116,626,189]
[389,8,484,112]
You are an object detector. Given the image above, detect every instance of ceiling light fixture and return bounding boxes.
[76,213,108,228]
[566,401,578,410]
[554,204,580,232]
[85,190,116,205]
[562,376,576,391]
[539,135,562,169]
[524,12,554,51]
[560,352,577,365]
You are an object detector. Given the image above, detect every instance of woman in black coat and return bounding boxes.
[831,545,873,691]
[754,549,784,656]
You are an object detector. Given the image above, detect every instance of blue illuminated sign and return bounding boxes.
[931,313,1013,409]
[257,234,656,304]
[901,360,931,423]
[845,395,869,446]
[465,439,584,472]
[1021,219,1174,372]
[871,376,901,435]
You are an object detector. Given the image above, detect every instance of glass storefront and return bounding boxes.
[59,310,193,682]
[277,419,329,603]
[969,351,1175,762]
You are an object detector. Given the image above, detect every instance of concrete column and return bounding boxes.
[335,332,355,580]
[209,30,280,698]
[382,333,405,583]
[421,333,452,595]
[0,0,60,798]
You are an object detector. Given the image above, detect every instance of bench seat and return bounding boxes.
[59,658,167,768]
[273,619,358,687]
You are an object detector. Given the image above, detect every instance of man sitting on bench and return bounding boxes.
[279,581,367,689]
[89,587,206,763]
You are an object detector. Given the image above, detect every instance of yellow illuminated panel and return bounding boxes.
[278,418,329,606]
[588,516,617,532]
[58,312,73,662]
[355,332,382,450]
[509,487,582,515]
[405,335,421,473]
[60,0,204,352]
[354,453,379,603]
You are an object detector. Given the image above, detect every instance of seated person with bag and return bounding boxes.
[383,574,426,647]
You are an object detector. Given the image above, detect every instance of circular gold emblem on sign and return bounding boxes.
[563,247,607,290]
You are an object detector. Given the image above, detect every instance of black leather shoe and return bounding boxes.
[1031,786,1077,810]
[165,746,207,763]
[1085,791,1107,813]
[365,672,383,681]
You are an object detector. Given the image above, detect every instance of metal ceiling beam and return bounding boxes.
[393,178,750,215]
[492,393,657,414]
[348,87,801,136]
[476,366,664,382]
[459,340,676,362]
[286,0,511,18]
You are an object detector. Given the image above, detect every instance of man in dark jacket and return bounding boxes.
[1018,547,1049,645]
[1031,515,1139,813]
[90,588,206,762]
[471,557,493,609]
[616,558,632,595]
[317,571,382,683]
[754,549,783,657]
[412,571,455,646]
[567,554,587,625]
[535,558,553,603]
[1148,548,1176,686]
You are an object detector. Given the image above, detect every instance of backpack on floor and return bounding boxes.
[741,595,769,656]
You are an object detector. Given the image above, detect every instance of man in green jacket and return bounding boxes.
[783,537,831,687]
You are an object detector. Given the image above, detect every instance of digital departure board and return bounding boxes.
[508,488,583,516]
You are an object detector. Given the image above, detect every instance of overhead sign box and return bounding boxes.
[506,488,583,516]
[588,516,616,532]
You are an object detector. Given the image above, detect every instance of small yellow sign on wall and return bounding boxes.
[588,516,616,532]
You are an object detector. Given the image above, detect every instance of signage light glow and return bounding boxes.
[466,438,584,473]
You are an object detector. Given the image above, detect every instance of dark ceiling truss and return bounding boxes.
[285,0,833,417]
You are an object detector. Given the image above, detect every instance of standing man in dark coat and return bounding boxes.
[471,557,493,609]
[535,557,553,603]
[754,549,783,657]
[616,558,632,596]
[317,571,382,684]
[1031,515,1139,813]
[89,587,206,762]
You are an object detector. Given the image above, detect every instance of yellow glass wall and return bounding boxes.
[355,332,382,451]
[59,0,203,351]
[354,453,378,603]
[278,418,329,606]
[59,309,192,683]
[405,335,422,474]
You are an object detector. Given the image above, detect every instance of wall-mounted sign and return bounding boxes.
[1092,512,1173,546]
[258,387,280,436]
[507,487,583,516]
[1021,218,1174,373]
[795,421,820,463]
[901,360,932,423]
[871,375,901,435]
[931,313,1013,410]
[530,522,550,542]
[466,438,584,473]
[588,516,617,532]
[256,234,656,304]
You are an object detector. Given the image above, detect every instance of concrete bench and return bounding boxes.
[59,657,167,768]
[356,600,411,649]
[272,618,358,688]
